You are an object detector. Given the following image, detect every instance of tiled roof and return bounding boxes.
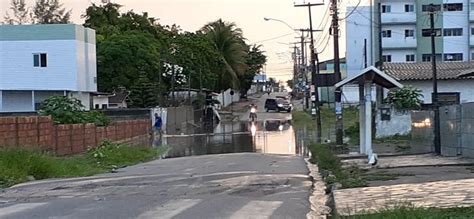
[383,62,474,81]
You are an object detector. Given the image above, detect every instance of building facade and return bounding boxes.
[0,24,97,112]
[347,0,474,77]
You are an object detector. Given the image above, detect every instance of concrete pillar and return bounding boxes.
[31,90,35,111]
[0,90,3,112]
[359,85,366,154]
[364,81,373,157]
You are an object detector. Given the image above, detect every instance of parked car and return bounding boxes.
[265,98,292,112]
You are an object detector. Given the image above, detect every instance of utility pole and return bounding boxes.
[300,33,310,110]
[295,2,323,143]
[331,0,343,145]
[429,4,441,154]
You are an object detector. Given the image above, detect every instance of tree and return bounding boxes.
[129,74,160,108]
[32,0,71,24]
[3,0,32,24]
[287,79,294,89]
[240,44,266,91]
[201,19,248,89]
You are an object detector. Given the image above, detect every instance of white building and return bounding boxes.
[345,0,474,103]
[0,24,97,112]
[347,0,474,75]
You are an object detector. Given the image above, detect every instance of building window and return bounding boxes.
[381,30,392,38]
[102,104,108,109]
[443,3,463,11]
[444,53,463,61]
[471,53,474,60]
[33,53,47,67]
[471,3,474,11]
[471,28,474,35]
[422,4,441,12]
[422,54,442,62]
[405,29,414,38]
[95,104,100,109]
[382,55,392,63]
[406,54,415,62]
[405,4,414,12]
[381,5,391,13]
[422,28,441,37]
[443,28,463,36]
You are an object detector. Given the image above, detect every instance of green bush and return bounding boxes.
[385,86,423,110]
[309,143,366,188]
[39,96,110,126]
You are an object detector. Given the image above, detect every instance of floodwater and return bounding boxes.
[154,120,309,159]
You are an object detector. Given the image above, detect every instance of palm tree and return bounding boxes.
[201,19,247,89]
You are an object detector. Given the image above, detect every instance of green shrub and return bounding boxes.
[385,86,423,110]
[84,111,111,126]
[39,96,110,126]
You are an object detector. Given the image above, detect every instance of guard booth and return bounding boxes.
[335,66,403,163]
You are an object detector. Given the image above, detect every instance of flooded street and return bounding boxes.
[154,92,309,159]
[156,120,308,158]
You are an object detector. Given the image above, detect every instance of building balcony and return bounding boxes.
[382,37,417,49]
[381,13,416,25]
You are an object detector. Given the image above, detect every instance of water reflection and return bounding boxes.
[154,120,308,158]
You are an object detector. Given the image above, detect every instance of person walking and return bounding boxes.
[154,113,163,134]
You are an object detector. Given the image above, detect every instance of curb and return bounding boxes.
[305,158,332,219]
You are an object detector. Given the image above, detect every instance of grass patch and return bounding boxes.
[335,206,474,219]
[292,107,359,133]
[0,140,165,188]
[309,143,367,188]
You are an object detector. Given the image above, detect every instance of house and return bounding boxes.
[383,62,474,103]
[91,92,113,109]
[108,88,130,109]
[0,24,97,112]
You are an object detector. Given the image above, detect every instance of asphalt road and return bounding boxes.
[0,93,311,219]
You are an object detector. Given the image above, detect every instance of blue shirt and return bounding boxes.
[154,116,162,128]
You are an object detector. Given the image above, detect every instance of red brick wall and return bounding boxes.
[0,116,151,155]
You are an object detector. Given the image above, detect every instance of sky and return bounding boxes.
[0,0,363,82]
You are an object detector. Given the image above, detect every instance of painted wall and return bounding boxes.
[1,91,33,112]
[69,92,91,110]
[382,49,417,62]
[402,79,474,103]
[346,5,377,78]
[376,108,412,138]
[416,0,443,61]
[0,40,77,90]
[443,0,470,61]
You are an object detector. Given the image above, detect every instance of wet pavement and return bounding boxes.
[155,92,308,159]
[0,92,315,219]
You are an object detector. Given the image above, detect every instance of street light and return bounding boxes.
[263,17,300,34]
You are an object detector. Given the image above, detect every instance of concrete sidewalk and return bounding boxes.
[334,154,474,215]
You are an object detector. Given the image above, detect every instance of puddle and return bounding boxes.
[154,120,308,158]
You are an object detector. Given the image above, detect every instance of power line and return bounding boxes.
[339,0,361,21]
[253,32,297,43]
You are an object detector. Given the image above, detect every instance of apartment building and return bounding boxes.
[347,0,474,77]
[0,24,97,112]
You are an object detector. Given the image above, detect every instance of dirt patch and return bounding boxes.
[365,166,474,186]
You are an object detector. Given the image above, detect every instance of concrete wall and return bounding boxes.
[376,108,412,138]
[0,116,150,155]
[1,91,33,112]
[216,89,240,108]
[402,80,474,103]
